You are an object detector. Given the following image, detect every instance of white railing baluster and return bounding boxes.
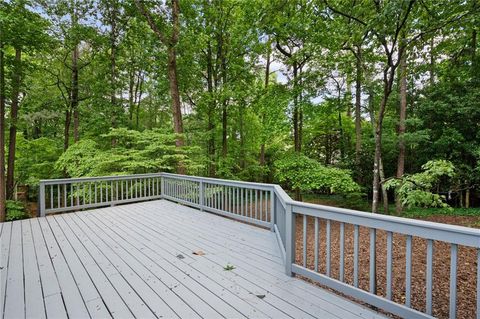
[314,217,319,272]
[477,249,480,319]
[340,222,344,282]
[326,219,331,276]
[426,239,434,315]
[450,244,458,319]
[386,231,393,300]
[303,214,307,267]
[354,224,359,287]
[370,229,377,294]
[406,235,412,307]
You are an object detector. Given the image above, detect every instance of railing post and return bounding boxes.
[285,202,295,276]
[39,182,46,217]
[161,175,165,198]
[270,189,275,231]
[199,180,204,211]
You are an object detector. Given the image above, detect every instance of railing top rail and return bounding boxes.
[161,172,280,191]
[292,200,480,247]
[40,173,164,185]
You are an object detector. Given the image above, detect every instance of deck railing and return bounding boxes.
[38,172,480,319]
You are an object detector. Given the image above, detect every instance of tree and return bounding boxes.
[134,0,185,163]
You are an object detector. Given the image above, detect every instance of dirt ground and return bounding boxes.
[295,215,479,319]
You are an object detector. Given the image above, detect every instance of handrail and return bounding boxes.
[38,172,480,319]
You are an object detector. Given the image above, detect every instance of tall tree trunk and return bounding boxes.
[379,155,388,213]
[429,36,435,86]
[372,67,395,213]
[6,48,22,200]
[220,39,228,159]
[0,37,6,222]
[206,42,216,176]
[293,63,300,152]
[64,110,71,151]
[396,42,408,214]
[260,43,270,170]
[135,0,184,173]
[128,67,135,125]
[354,46,362,169]
[109,3,118,135]
[167,46,184,150]
[72,44,80,143]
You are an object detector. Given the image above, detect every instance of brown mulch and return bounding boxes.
[295,215,478,319]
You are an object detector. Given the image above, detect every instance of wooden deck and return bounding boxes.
[0,200,385,319]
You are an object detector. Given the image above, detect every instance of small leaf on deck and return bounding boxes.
[192,250,205,256]
[223,264,235,271]
[176,254,184,259]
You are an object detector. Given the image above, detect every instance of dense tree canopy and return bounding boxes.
[0,0,479,221]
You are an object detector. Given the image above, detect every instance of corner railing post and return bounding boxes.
[285,202,295,276]
[161,175,165,198]
[39,181,46,217]
[199,180,204,211]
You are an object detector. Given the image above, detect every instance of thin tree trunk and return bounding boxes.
[64,109,71,151]
[206,42,216,176]
[109,3,118,139]
[372,67,395,213]
[0,37,6,222]
[379,155,389,214]
[260,43,270,170]
[396,42,408,214]
[72,44,80,143]
[128,67,135,125]
[354,47,362,168]
[6,48,22,200]
[429,36,435,86]
[293,63,300,152]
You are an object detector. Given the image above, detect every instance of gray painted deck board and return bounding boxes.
[108,202,381,319]
[1,200,385,319]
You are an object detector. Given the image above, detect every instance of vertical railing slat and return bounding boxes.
[339,222,344,282]
[406,235,412,307]
[314,217,319,272]
[369,228,376,294]
[450,244,458,319]
[303,214,307,267]
[326,219,331,277]
[426,239,434,315]
[386,231,393,300]
[354,225,359,287]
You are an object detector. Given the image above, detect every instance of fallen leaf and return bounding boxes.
[256,294,265,299]
[224,264,235,271]
[193,250,205,256]
[176,254,185,259]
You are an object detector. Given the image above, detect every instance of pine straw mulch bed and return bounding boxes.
[294,215,479,319]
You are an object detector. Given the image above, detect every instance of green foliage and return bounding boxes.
[385,160,456,208]
[55,128,204,177]
[15,134,63,185]
[274,153,360,194]
[6,201,29,221]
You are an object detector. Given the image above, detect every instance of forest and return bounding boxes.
[0,0,479,222]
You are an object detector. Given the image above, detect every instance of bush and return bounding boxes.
[6,200,29,221]
[274,153,360,194]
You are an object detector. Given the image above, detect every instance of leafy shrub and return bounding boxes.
[6,200,29,221]
[55,128,204,177]
[385,160,455,208]
[274,153,360,194]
